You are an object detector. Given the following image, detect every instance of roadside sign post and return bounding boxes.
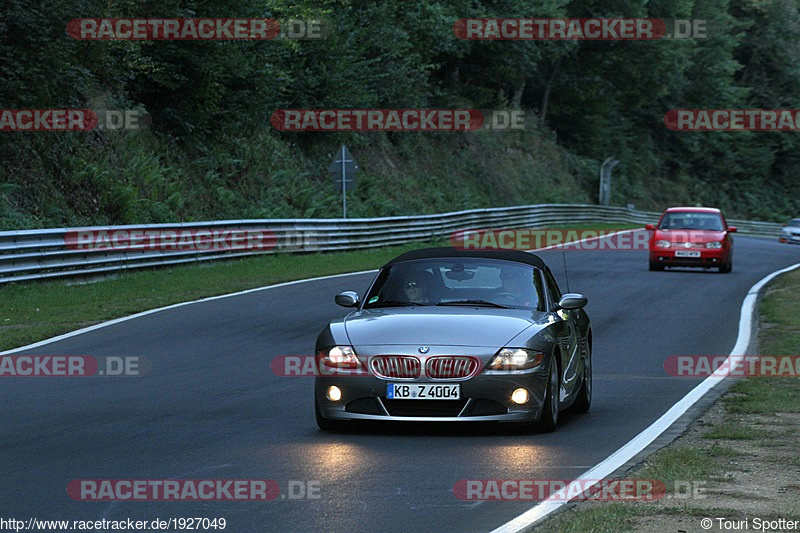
[599,157,619,206]
[328,145,358,218]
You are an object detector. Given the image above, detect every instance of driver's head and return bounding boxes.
[500,268,529,292]
[402,271,428,302]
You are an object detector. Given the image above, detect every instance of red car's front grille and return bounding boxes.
[425,356,479,379]
[370,356,421,379]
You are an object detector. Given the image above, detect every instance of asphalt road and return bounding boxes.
[2,235,799,532]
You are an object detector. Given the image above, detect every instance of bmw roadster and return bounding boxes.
[314,248,592,432]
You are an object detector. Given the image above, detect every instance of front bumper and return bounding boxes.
[649,248,729,268]
[315,369,549,423]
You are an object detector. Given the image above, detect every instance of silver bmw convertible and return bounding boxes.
[314,247,592,431]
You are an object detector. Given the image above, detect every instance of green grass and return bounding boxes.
[713,270,800,419]
[702,420,761,440]
[723,378,800,414]
[705,443,742,458]
[757,269,800,356]
[0,223,639,352]
[533,503,640,533]
[533,504,765,533]
[638,448,718,492]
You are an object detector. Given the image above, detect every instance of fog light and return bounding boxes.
[326,386,342,402]
[511,388,529,405]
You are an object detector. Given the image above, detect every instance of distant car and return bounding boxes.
[646,207,736,273]
[314,248,592,432]
[779,218,800,244]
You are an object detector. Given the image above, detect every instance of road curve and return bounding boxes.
[2,234,799,532]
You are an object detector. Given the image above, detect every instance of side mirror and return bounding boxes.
[335,291,360,308]
[558,293,588,310]
[727,226,737,233]
[645,224,655,231]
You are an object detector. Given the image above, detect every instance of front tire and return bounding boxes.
[538,354,560,432]
[719,259,732,273]
[649,261,664,271]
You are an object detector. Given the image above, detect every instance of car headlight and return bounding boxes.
[488,348,545,370]
[317,346,361,369]
[655,240,671,248]
[705,241,723,249]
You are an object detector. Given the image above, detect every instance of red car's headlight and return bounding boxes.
[655,240,671,248]
[705,242,723,249]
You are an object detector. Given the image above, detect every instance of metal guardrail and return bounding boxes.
[0,204,783,284]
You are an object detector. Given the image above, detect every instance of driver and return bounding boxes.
[401,271,430,304]
[498,269,536,307]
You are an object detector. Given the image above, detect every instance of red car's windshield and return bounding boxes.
[658,212,725,231]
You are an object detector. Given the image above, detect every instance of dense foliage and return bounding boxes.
[1,0,798,229]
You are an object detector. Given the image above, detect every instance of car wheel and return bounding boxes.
[649,261,664,271]
[538,354,559,432]
[719,259,732,273]
[315,395,343,431]
[572,345,592,414]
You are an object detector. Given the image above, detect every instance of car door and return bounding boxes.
[543,269,581,401]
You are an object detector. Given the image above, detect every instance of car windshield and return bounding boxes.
[658,212,725,231]
[363,258,545,311]
[788,219,800,227]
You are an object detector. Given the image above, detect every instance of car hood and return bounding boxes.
[344,307,546,347]
[654,229,727,243]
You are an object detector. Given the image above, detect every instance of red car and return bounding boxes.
[645,207,736,273]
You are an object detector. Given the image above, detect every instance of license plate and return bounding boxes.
[386,383,461,400]
[674,250,700,257]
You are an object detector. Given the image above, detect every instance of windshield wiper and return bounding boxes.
[436,299,512,309]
